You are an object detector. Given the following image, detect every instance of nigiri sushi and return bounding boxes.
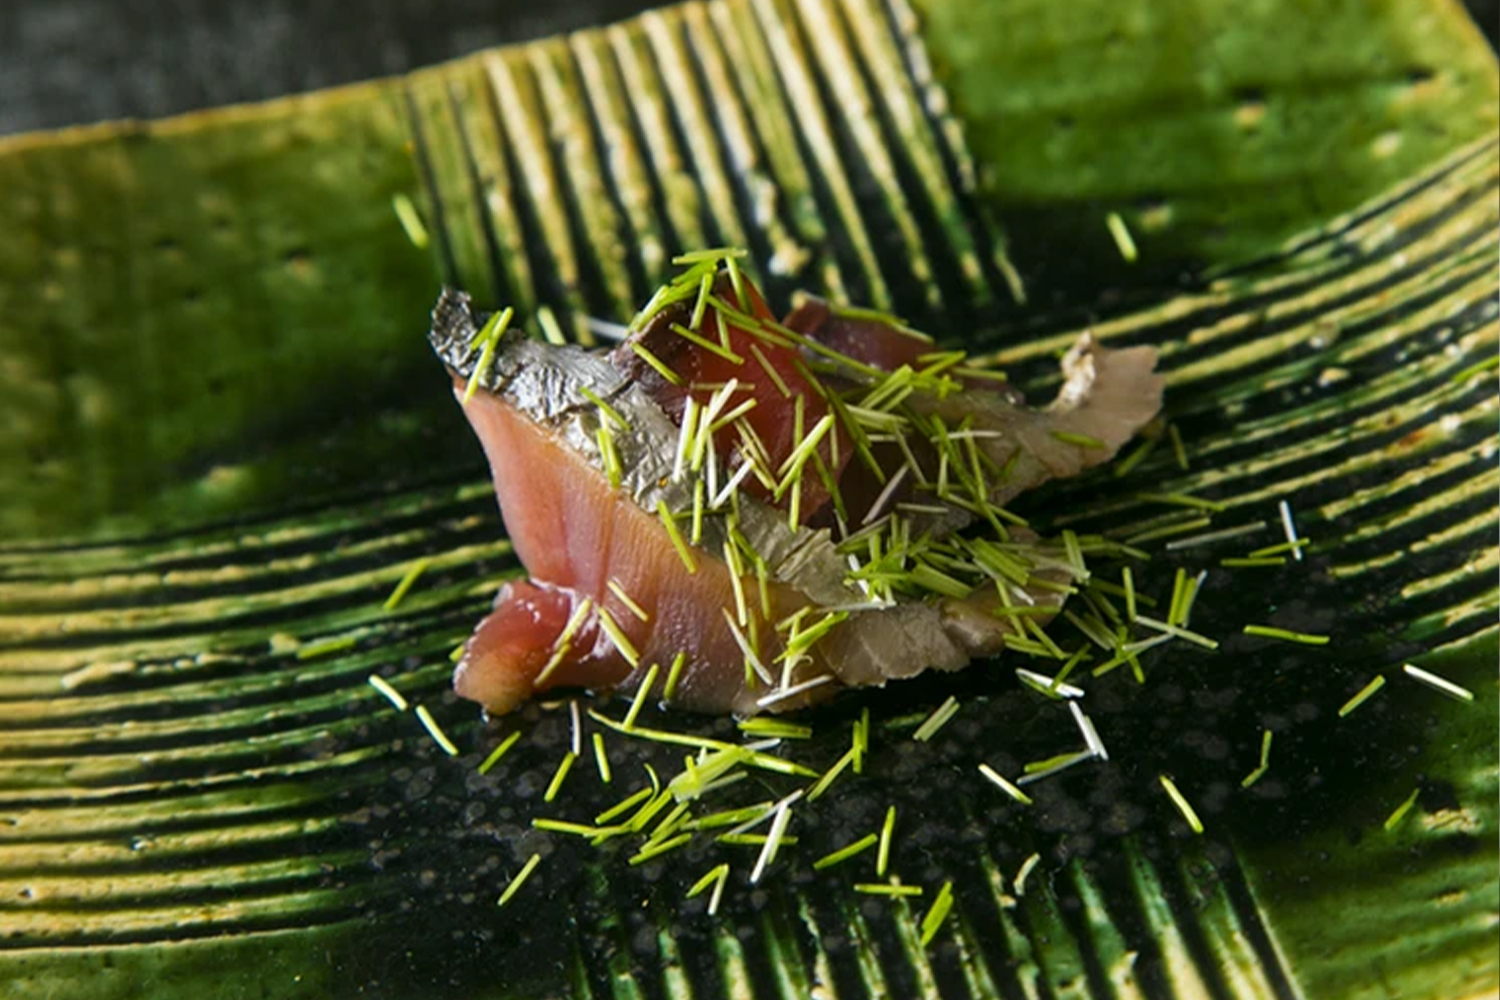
[429,254,1164,717]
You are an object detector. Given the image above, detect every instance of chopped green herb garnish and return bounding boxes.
[1242,624,1329,646]
[1220,556,1286,567]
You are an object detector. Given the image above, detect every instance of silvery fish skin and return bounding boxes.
[430,284,1163,716]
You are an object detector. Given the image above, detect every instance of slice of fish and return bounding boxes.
[430,272,1163,717]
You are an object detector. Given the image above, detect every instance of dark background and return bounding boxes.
[1,0,1494,137]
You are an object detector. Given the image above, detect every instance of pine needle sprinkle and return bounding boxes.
[912,697,961,742]
[1051,430,1107,449]
[1068,701,1108,760]
[366,674,409,711]
[295,635,357,660]
[877,806,897,877]
[1277,500,1303,561]
[536,305,568,346]
[1138,492,1225,513]
[1159,775,1204,833]
[656,499,698,573]
[478,731,522,775]
[410,706,458,757]
[1165,521,1268,551]
[1168,425,1188,470]
[662,651,686,701]
[978,763,1033,805]
[536,598,594,686]
[1240,730,1273,788]
[463,308,514,404]
[738,718,814,740]
[1339,676,1387,717]
[544,751,577,802]
[814,834,879,870]
[1136,614,1220,650]
[391,193,429,248]
[750,798,796,883]
[622,663,660,730]
[630,341,685,385]
[1248,540,1309,558]
[606,579,650,622]
[854,882,923,897]
[1383,788,1421,832]
[687,863,731,915]
[1402,663,1475,702]
[383,557,431,611]
[496,853,542,908]
[1018,750,1094,785]
[806,747,857,802]
[596,787,654,825]
[1242,624,1329,646]
[1124,516,1214,546]
[1105,211,1138,262]
[1016,667,1084,700]
[1013,853,1042,896]
[919,881,956,946]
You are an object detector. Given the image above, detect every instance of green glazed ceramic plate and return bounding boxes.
[0,1,1495,998]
